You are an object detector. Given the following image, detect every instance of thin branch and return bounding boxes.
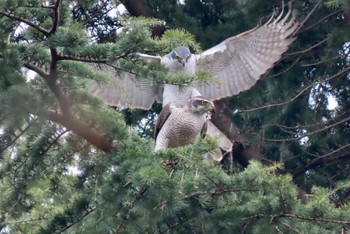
[57,54,108,63]
[81,1,109,25]
[264,116,350,142]
[40,128,68,157]
[288,37,329,56]
[293,0,323,35]
[239,66,350,113]
[266,109,349,134]
[24,63,50,79]
[243,212,350,226]
[58,207,96,234]
[292,144,350,178]
[7,217,50,224]
[48,0,61,34]
[0,123,33,153]
[301,55,340,67]
[263,56,301,79]
[263,37,328,81]
[0,10,49,36]
[282,213,350,225]
[298,9,342,34]
[42,143,92,177]
[280,220,303,234]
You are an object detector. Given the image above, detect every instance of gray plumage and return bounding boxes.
[91,2,299,110]
[90,2,299,159]
[154,97,214,151]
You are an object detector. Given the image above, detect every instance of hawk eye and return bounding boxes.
[175,55,179,60]
[201,101,207,106]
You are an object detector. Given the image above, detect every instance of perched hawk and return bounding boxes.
[154,97,215,151]
[91,2,299,159]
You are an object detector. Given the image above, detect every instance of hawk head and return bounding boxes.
[187,96,215,115]
[171,46,192,67]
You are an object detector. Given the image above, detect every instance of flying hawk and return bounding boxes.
[91,2,299,159]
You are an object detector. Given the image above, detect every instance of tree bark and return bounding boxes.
[49,113,116,153]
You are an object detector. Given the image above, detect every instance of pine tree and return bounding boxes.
[0,0,350,233]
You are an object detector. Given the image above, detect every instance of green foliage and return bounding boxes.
[325,0,350,10]
[161,29,201,53]
[0,0,350,233]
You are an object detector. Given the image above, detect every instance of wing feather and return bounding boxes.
[90,54,163,110]
[154,102,172,139]
[195,2,299,101]
[90,64,163,110]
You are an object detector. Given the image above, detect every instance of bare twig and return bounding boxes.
[292,144,350,178]
[299,10,342,34]
[288,37,329,56]
[240,66,350,113]
[264,116,350,142]
[293,0,323,35]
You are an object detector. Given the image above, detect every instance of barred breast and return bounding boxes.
[155,108,206,150]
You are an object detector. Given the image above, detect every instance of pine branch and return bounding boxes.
[281,213,350,226]
[40,128,68,157]
[115,186,148,232]
[24,63,50,79]
[48,112,115,153]
[57,54,108,63]
[335,190,350,208]
[7,217,51,225]
[57,207,96,234]
[280,220,303,234]
[243,212,350,226]
[22,39,116,153]
[0,10,49,36]
[0,123,33,153]
[159,216,191,234]
[47,0,61,34]
[42,143,91,178]
[80,1,109,25]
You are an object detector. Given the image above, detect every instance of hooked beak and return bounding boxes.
[178,59,186,67]
[210,104,216,114]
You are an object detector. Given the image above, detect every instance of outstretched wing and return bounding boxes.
[90,54,163,110]
[194,2,299,101]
